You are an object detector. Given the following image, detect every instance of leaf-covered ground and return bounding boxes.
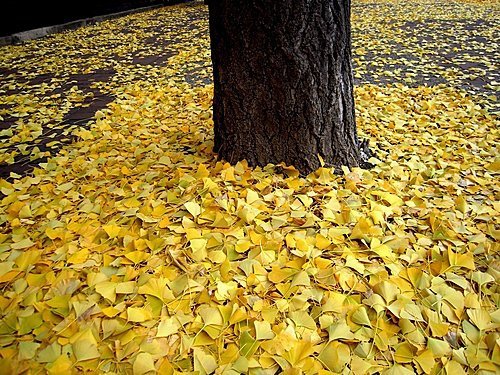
[0,0,499,374]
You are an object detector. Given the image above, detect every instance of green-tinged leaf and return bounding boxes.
[18,341,40,360]
[254,320,275,340]
[73,339,100,362]
[133,353,156,375]
[194,348,217,375]
[11,238,35,250]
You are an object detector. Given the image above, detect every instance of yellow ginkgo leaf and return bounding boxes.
[73,339,100,362]
[254,320,275,340]
[190,238,208,261]
[103,223,121,239]
[194,348,217,375]
[127,307,153,323]
[133,352,156,375]
[184,201,201,217]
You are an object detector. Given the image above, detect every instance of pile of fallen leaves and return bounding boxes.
[0,0,499,374]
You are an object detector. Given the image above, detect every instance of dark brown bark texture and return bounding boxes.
[208,0,368,174]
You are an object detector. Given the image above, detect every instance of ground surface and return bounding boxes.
[0,0,498,374]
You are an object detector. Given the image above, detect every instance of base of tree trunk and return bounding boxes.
[208,0,371,175]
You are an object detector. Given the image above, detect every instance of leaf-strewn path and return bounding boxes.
[0,0,498,374]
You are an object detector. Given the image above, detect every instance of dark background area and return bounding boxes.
[0,0,192,36]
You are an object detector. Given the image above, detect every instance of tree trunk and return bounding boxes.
[208,0,369,174]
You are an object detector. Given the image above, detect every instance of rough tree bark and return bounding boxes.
[208,0,370,174]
